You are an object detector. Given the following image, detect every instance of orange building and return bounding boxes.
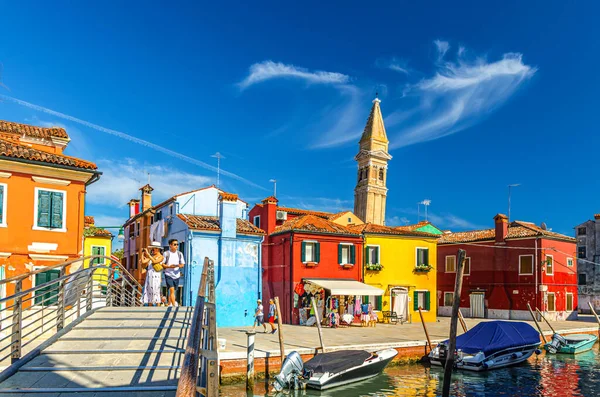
[0,121,100,299]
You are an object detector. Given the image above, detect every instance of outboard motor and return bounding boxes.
[272,351,304,392]
[546,333,567,354]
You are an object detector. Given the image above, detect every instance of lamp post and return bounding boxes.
[508,184,520,222]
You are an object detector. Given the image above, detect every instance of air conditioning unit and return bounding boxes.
[276,210,288,221]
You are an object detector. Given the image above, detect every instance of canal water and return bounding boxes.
[220,348,600,396]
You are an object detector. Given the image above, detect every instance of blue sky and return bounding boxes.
[0,1,597,236]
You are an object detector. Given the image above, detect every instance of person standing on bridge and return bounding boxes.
[163,239,185,307]
[141,242,164,306]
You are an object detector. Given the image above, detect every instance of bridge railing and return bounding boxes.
[0,255,143,366]
[176,257,218,397]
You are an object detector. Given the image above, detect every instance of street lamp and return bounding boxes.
[508,184,521,222]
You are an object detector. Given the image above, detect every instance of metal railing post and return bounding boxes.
[56,267,66,331]
[106,268,114,307]
[86,270,93,312]
[130,284,136,307]
[120,277,126,307]
[11,280,23,364]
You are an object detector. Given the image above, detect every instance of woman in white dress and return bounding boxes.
[141,242,164,306]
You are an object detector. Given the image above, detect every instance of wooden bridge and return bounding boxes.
[0,256,218,396]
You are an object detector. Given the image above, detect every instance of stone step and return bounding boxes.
[73,320,191,329]
[26,351,185,368]
[63,326,190,340]
[48,337,188,352]
[89,311,194,320]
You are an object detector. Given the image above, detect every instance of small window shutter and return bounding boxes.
[424,249,429,266]
[366,247,370,264]
[338,244,342,264]
[301,242,306,262]
[375,295,382,310]
[425,291,431,311]
[50,192,63,229]
[315,242,320,263]
[413,291,419,311]
[375,247,379,264]
[37,190,51,227]
[350,245,355,264]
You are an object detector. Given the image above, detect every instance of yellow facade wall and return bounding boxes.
[83,235,112,285]
[363,234,438,322]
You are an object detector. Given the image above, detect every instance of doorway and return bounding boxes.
[470,292,485,318]
[391,287,408,322]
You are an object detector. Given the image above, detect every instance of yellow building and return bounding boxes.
[83,216,113,285]
[349,223,439,322]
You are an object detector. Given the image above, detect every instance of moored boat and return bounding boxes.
[544,333,598,354]
[429,321,542,371]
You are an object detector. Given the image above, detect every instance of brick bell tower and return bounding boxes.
[353,96,392,225]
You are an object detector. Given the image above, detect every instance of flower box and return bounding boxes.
[304,262,318,268]
[340,263,354,269]
[414,265,433,273]
[366,264,383,271]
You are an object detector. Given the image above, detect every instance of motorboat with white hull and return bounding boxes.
[429,321,542,372]
[273,348,398,391]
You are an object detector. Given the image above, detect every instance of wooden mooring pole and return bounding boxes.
[588,302,600,337]
[442,249,466,397]
[311,297,326,353]
[536,308,557,334]
[418,308,433,353]
[246,331,255,391]
[457,310,468,333]
[527,303,547,343]
[274,297,286,363]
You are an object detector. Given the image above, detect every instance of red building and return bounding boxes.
[249,197,365,324]
[437,214,577,321]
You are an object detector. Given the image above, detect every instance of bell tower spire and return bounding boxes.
[353,96,392,225]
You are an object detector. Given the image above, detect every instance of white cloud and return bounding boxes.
[87,159,214,207]
[387,216,410,226]
[238,61,349,90]
[376,57,410,75]
[434,40,450,61]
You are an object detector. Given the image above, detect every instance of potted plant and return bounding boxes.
[414,264,433,273]
[366,263,383,271]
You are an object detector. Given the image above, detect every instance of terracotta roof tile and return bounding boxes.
[394,221,433,232]
[177,214,265,235]
[84,216,95,227]
[0,137,97,170]
[438,221,575,244]
[277,206,332,219]
[327,211,353,221]
[0,120,69,139]
[348,223,439,238]
[272,214,358,236]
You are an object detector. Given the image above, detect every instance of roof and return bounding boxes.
[153,185,248,212]
[177,214,265,235]
[272,214,359,236]
[0,137,97,171]
[438,221,576,244]
[277,206,332,219]
[348,223,440,238]
[327,211,353,221]
[359,98,388,144]
[395,221,436,231]
[84,216,95,227]
[0,120,69,140]
[83,216,112,237]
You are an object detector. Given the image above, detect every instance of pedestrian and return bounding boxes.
[268,298,278,334]
[251,299,267,333]
[141,242,164,306]
[163,239,185,307]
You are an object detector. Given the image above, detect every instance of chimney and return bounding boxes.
[494,213,509,243]
[595,213,600,221]
[219,193,238,238]
[261,196,279,234]
[128,199,140,218]
[140,184,154,212]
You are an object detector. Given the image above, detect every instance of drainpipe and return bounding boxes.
[290,232,294,325]
[535,238,539,312]
[187,230,193,305]
[258,235,264,300]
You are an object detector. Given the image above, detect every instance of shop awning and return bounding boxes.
[304,278,385,296]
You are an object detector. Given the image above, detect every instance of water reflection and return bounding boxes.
[220,348,600,397]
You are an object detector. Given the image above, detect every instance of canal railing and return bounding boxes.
[176,257,219,397]
[0,255,142,370]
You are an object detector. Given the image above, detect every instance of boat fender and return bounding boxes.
[484,359,494,369]
[534,349,542,355]
[511,352,523,359]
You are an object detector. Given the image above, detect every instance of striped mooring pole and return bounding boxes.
[246,331,256,391]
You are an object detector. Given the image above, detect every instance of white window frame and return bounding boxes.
[444,292,454,307]
[366,244,380,265]
[415,247,429,267]
[519,254,534,275]
[339,242,354,265]
[547,292,556,312]
[0,183,7,228]
[546,254,554,275]
[464,257,471,275]
[253,215,261,228]
[33,187,67,232]
[303,240,318,263]
[566,292,574,311]
[567,257,573,267]
[445,255,456,273]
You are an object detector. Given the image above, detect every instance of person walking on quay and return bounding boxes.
[268,298,278,334]
[252,299,267,333]
[141,242,164,306]
[163,239,185,307]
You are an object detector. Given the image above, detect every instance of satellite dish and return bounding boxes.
[541,222,547,230]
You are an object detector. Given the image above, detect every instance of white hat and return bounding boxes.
[148,241,163,250]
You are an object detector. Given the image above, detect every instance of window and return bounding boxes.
[34,269,60,306]
[445,255,456,272]
[153,211,162,222]
[136,221,140,237]
[546,255,554,275]
[347,217,352,223]
[578,227,586,236]
[91,246,106,266]
[547,293,556,312]
[416,248,429,267]
[413,290,431,311]
[519,255,534,275]
[253,216,261,228]
[464,257,471,275]
[134,253,139,270]
[566,293,574,312]
[578,246,586,259]
[378,169,384,181]
[338,244,355,265]
[170,204,174,216]
[0,183,6,227]
[301,241,320,263]
[567,258,573,267]
[366,246,379,264]
[34,188,66,230]
[579,274,587,285]
[444,292,453,307]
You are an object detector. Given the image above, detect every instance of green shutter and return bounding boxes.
[413,291,418,311]
[425,291,431,311]
[37,190,51,227]
[375,295,382,311]
[366,246,370,265]
[375,247,379,264]
[424,249,429,266]
[350,245,355,264]
[338,244,342,264]
[301,241,306,262]
[315,242,320,263]
[35,270,60,306]
[50,192,63,229]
